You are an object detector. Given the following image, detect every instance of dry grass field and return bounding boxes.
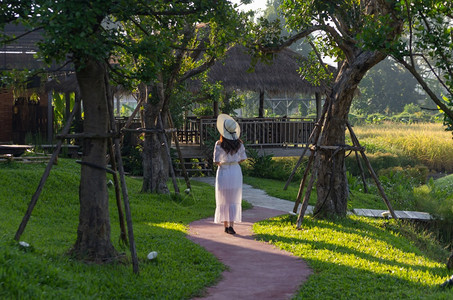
[352,122,453,172]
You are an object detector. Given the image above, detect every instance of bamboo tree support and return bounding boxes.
[107,88,139,274]
[158,114,180,195]
[120,97,145,133]
[284,99,330,190]
[291,99,329,213]
[296,164,318,229]
[107,138,128,245]
[354,150,368,193]
[346,121,397,220]
[284,134,313,191]
[292,152,315,213]
[167,112,191,190]
[15,97,80,241]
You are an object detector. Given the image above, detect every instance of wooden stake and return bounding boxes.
[15,97,80,241]
[296,168,317,229]
[284,99,329,190]
[292,152,315,213]
[167,112,191,190]
[107,84,139,274]
[108,138,128,245]
[346,122,397,220]
[354,150,368,193]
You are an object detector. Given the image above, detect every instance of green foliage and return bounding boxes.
[253,214,451,299]
[365,113,388,124]
[377,165,429,210]
[345,152,419,176]
[122,144,143,176]
[243,149,275,178]
[0,159,224,299]
[414,174,453,221]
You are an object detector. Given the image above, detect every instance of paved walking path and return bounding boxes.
[187,177,312,300]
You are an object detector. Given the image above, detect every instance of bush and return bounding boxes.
[376,165,429,210]
[365,113,387,124]
[345,152,419,176]
[244,149,275,178]
[243,151,308,182]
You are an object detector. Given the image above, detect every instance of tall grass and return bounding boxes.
[352,122,453,172]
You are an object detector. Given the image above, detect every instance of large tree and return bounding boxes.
[112,2,248,193]
[255,0,404,218]
[1,0,245,261]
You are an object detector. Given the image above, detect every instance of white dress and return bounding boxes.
[213,141,247,223]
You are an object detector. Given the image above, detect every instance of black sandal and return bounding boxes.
[227,226,236,234]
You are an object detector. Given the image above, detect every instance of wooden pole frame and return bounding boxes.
[15,96,80,241]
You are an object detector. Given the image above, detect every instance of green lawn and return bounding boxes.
[1,159,452,299]
[0,159,223,299]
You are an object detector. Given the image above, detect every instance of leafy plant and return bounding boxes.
[244,148,274,178]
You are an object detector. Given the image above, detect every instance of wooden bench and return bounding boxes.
[0,145,33,157]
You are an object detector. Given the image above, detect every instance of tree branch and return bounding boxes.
[259,24,355,62]
[178,56,216,83]
[395,56,453,120]
[0,27,43,46]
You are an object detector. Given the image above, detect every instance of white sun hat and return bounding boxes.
[216,114,241,140]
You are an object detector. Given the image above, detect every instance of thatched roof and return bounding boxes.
[205,45,334,95]
[0,23,73,72]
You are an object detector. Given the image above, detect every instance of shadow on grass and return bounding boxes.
[253,215,451,299]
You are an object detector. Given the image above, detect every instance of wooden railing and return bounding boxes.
[177,117,316,147]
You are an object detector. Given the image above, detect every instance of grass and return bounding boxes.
[0,158,224,299]
[352,122,453,172]
[253,214,452,299]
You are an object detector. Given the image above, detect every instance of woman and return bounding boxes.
[213,114,247,234]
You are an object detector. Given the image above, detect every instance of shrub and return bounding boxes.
[375,165,428,210]
[345,152,418,176]
[365,113,387,124]
[244,149,274,178]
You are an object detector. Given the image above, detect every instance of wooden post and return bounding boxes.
[292,152,315,213]
[15,97,80,241]
[106,80,139,274]
[354,150,368,193]
[346,122,397,220]
[284,98,328,190]
[315,92,322,121]
[296,168,317,229]
[107,138,128,245]
[168,113,191,190]
[283,101,328,192]
[258,90,264,118]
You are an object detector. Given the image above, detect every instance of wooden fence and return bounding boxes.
[177,117,316,147]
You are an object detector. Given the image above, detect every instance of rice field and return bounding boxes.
[351,122,453,172]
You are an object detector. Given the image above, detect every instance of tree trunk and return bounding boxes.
[141,82,170,194]
[314,52,386,218]
[71,58,117,261]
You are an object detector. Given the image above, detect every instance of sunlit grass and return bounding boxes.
[353,122,453,172]
[254,214,451,299]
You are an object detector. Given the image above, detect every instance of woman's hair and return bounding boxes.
[219,135,242,155]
